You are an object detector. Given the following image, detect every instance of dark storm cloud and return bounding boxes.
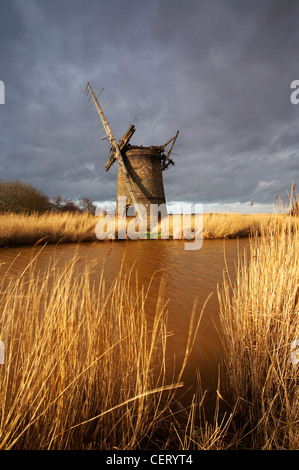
[0,0,299,209]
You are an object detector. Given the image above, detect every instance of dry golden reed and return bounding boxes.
[0,249,203,450]
[218,215,299,449]
[0,212,97,247]
[0,208,298,449]
[0,211,295,247]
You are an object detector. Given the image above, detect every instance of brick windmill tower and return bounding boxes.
[86,82,179,217]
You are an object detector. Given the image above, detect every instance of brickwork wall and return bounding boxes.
[116,147,166,214]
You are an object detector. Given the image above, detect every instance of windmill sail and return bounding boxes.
[86,82,138,209]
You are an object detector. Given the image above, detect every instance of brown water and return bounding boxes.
[0,238,249,408]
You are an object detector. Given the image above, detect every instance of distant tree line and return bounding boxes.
[50,195,96,214]
[0,180,96,215]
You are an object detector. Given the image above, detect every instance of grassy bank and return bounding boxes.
[0,212,97,247]
[218,216,299,449]
[0,211,296,247]
[0,214,298,449]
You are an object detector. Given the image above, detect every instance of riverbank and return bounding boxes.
[0,211,295,247]
[0,215,297,449]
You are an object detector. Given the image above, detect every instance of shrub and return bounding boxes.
[0,180,51,214]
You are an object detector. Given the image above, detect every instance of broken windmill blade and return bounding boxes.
[161,130,179,170]
[90,89,104,108]
[86,82,138,209]
[105,124,136,171]
[86,82,179,218]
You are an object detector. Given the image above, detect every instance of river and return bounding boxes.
[0,238,249,410]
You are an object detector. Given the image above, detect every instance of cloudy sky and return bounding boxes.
[0,0,299,213]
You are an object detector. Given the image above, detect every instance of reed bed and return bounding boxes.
[0,211,295,247]
[218,216,299,449]
[203,212,278,238]
[0,211,298,449]
[0,247,242,451]
[0,249,207,450]
[0,212,97,247]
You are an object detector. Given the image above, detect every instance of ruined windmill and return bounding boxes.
[86,82,179,217]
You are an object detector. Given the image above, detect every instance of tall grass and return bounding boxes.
[0,212,97,247]
[202,212,279,238]
[0,248,211,450]
[218,216,299,449]
[0,211,292,247]
[0,210,298,449]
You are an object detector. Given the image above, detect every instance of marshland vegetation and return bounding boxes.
[0,213,298,450]
[0,211,297,247]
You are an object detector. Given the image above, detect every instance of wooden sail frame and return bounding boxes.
[86,82,138,207]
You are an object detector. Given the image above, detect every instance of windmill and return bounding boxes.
[86,82,179,217]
